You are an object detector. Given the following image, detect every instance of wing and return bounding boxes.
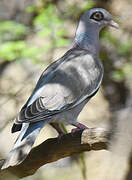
[15,48,103,124]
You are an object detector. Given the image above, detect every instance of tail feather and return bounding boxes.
[1,121,46,169]
[11,123,22,133]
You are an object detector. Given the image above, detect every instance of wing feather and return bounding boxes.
[15,48,103,124]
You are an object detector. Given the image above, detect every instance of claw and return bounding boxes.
[71,128,81,133]
[71,122,88,134]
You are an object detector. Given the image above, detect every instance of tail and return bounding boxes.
[1,121,46,169]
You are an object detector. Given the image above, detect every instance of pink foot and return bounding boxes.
[50,122,65,139]
[71,128,81,133]
[71,122,88,133]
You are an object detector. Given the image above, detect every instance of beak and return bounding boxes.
[108,20,119,29]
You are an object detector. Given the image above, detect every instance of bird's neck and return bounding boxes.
[74,21,100,56]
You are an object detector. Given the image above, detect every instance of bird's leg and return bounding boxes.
[50,122,65,138]
[71,122,88,133]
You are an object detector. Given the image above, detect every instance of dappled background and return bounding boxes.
[0,0,132,180]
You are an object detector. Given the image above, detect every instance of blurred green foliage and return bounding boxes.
[103,31,118,46]
[112,63,132,82]
[102,30,132,82]
[0,40,47,62]
[103,31,132,56]
[0,21,28,61]
[82,1,95,12]
[0,4,69,63]
[34,5,69,48]
[0,41,26,61]
[66,0,95,18]
[118,41,132,55]
[0,1,96,64]
[0,21,27,41]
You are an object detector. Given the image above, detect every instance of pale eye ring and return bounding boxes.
[90,11,104,21]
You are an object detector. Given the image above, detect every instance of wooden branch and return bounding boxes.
[0,128,110,178]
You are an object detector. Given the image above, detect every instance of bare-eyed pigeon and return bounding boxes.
[1,8,118,169]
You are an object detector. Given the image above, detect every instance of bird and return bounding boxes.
[1,8,118,169]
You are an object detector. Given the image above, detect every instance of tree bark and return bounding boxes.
[0,128,110,178]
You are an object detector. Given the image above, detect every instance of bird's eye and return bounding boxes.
[90,11,104,21]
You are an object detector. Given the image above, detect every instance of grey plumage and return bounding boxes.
[1,8,118,169]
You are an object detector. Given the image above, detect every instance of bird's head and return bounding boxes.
[81,8,119,29]
[75,8,119,53]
